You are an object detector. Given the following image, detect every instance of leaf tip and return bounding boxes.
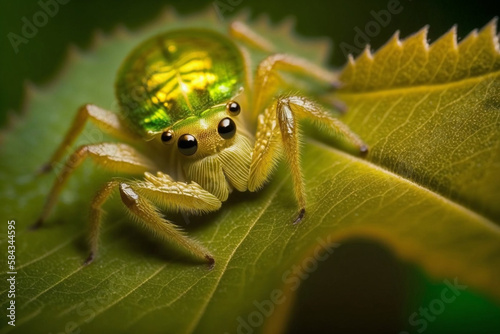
[158,5,180,22]
[362,44,373,59]
[462,27,479,46]
[422,24,431,47]
[449,24,458,47]
[391,29,401,45]
[276,15,297,35]
[255,12,273,31]
[66,43,81,58]
[2,110,22,141]
[233,8,252,23]
[347,53,355,65]
[89,29,106,49]
[489,16,499,29]
[23,79,38,95]
[112,24,130,39]
[485,17,499,53]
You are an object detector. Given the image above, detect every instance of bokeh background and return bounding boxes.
[1,0,499,333]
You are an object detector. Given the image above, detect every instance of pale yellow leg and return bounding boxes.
[281,96,368,153]
[229,21,276,53]
[249,96,368,224]
[252,54,338,118]
[87,180,121,264]
[40,104,139,173]
[229,22,342,119]
[248,104,282,193]
[86,172,221,265]
[33,143,155,229]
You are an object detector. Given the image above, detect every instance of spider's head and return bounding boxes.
[159,101,245,159]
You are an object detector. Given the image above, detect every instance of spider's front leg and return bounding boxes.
[229,21,342,115]
[249,96,368,224]
[87,172,221,266]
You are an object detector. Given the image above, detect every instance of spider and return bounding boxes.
[33,20,367,266]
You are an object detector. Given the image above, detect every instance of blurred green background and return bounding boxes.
[1,0,498,124]
[1,0,499,333]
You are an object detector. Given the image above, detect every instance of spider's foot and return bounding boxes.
[84,252,95,266]
[360,144,369,156]
[205,255,215,270]
[28,218,43,231]
[330,80,342,91]
[293,208,306,225]
[320,96,348,115]
[332,99,348,114]
[36,163,53,175]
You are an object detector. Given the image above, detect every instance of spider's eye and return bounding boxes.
[226,101,240,115]
[218,117,236,140]
[161,130,174,144]
[177,134,198,156]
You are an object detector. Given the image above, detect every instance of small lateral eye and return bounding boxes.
[226,101,240,115]
[218,117,236,140]
[161,130,174,144]
[178,134,198,156]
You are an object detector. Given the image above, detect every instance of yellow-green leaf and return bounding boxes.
[0,10,499,334]
[338,18,500,221]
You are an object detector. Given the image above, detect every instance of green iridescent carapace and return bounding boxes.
[115,29,245,136]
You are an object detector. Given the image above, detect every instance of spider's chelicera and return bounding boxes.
[33,22,368,266]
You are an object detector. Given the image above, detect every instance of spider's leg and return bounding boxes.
[40,104,140,174]
[248,104,282,193]
[230,22,341,120]
[251,54,338,120]
[86,173,221,265]
[279,96,368,153]
[249,96,367,224]
[229,21,276,53]
[33,143,155,229]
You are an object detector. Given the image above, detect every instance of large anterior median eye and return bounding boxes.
[178,134,198,156]
[218,117,236,139]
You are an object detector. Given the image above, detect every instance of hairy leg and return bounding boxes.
[252,54,338,118]
[86,172,221,265]
[229,21,276,53]
[249,96,367,224]
[40,104,139,173]
[33,143,155,228]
